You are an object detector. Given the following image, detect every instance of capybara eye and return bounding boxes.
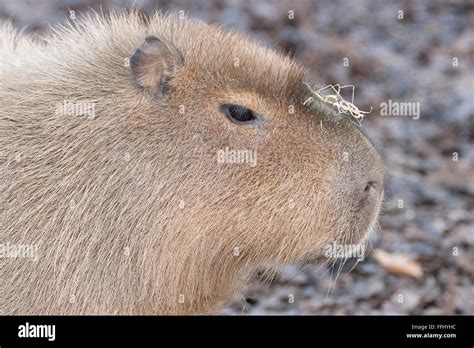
[220,104,257,124]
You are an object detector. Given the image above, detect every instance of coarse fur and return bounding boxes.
[0,11,384,314]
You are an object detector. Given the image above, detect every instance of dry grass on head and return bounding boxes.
[303,82,372,126]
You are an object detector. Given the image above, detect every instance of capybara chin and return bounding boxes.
[0,11,384,314]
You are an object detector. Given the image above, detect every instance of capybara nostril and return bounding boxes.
[354,180,379,209]
[364,181,377,195]
[361,172,384,204]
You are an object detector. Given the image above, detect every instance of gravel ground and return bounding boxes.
[1,0,473,314]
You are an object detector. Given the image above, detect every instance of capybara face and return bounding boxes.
[0,12,384,314]
[130,19,385,265]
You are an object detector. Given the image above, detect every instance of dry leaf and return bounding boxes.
[372,249,423,278]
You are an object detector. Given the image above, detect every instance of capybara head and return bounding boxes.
[125,16,385,260]
[0,11,384,314]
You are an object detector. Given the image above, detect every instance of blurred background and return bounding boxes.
[1,0,472,314]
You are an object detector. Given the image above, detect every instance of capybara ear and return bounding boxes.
[130,36,183,98]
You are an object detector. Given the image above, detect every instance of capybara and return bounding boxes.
[0,11,384,314]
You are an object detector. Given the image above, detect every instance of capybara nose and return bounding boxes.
[359,178,382,206]
[364,180,378,196]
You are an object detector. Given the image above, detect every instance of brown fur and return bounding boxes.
[0,11,384,314]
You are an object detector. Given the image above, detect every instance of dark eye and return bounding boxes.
[220,104,257,124]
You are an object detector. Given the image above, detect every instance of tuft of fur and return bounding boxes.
[0,11,384,314]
